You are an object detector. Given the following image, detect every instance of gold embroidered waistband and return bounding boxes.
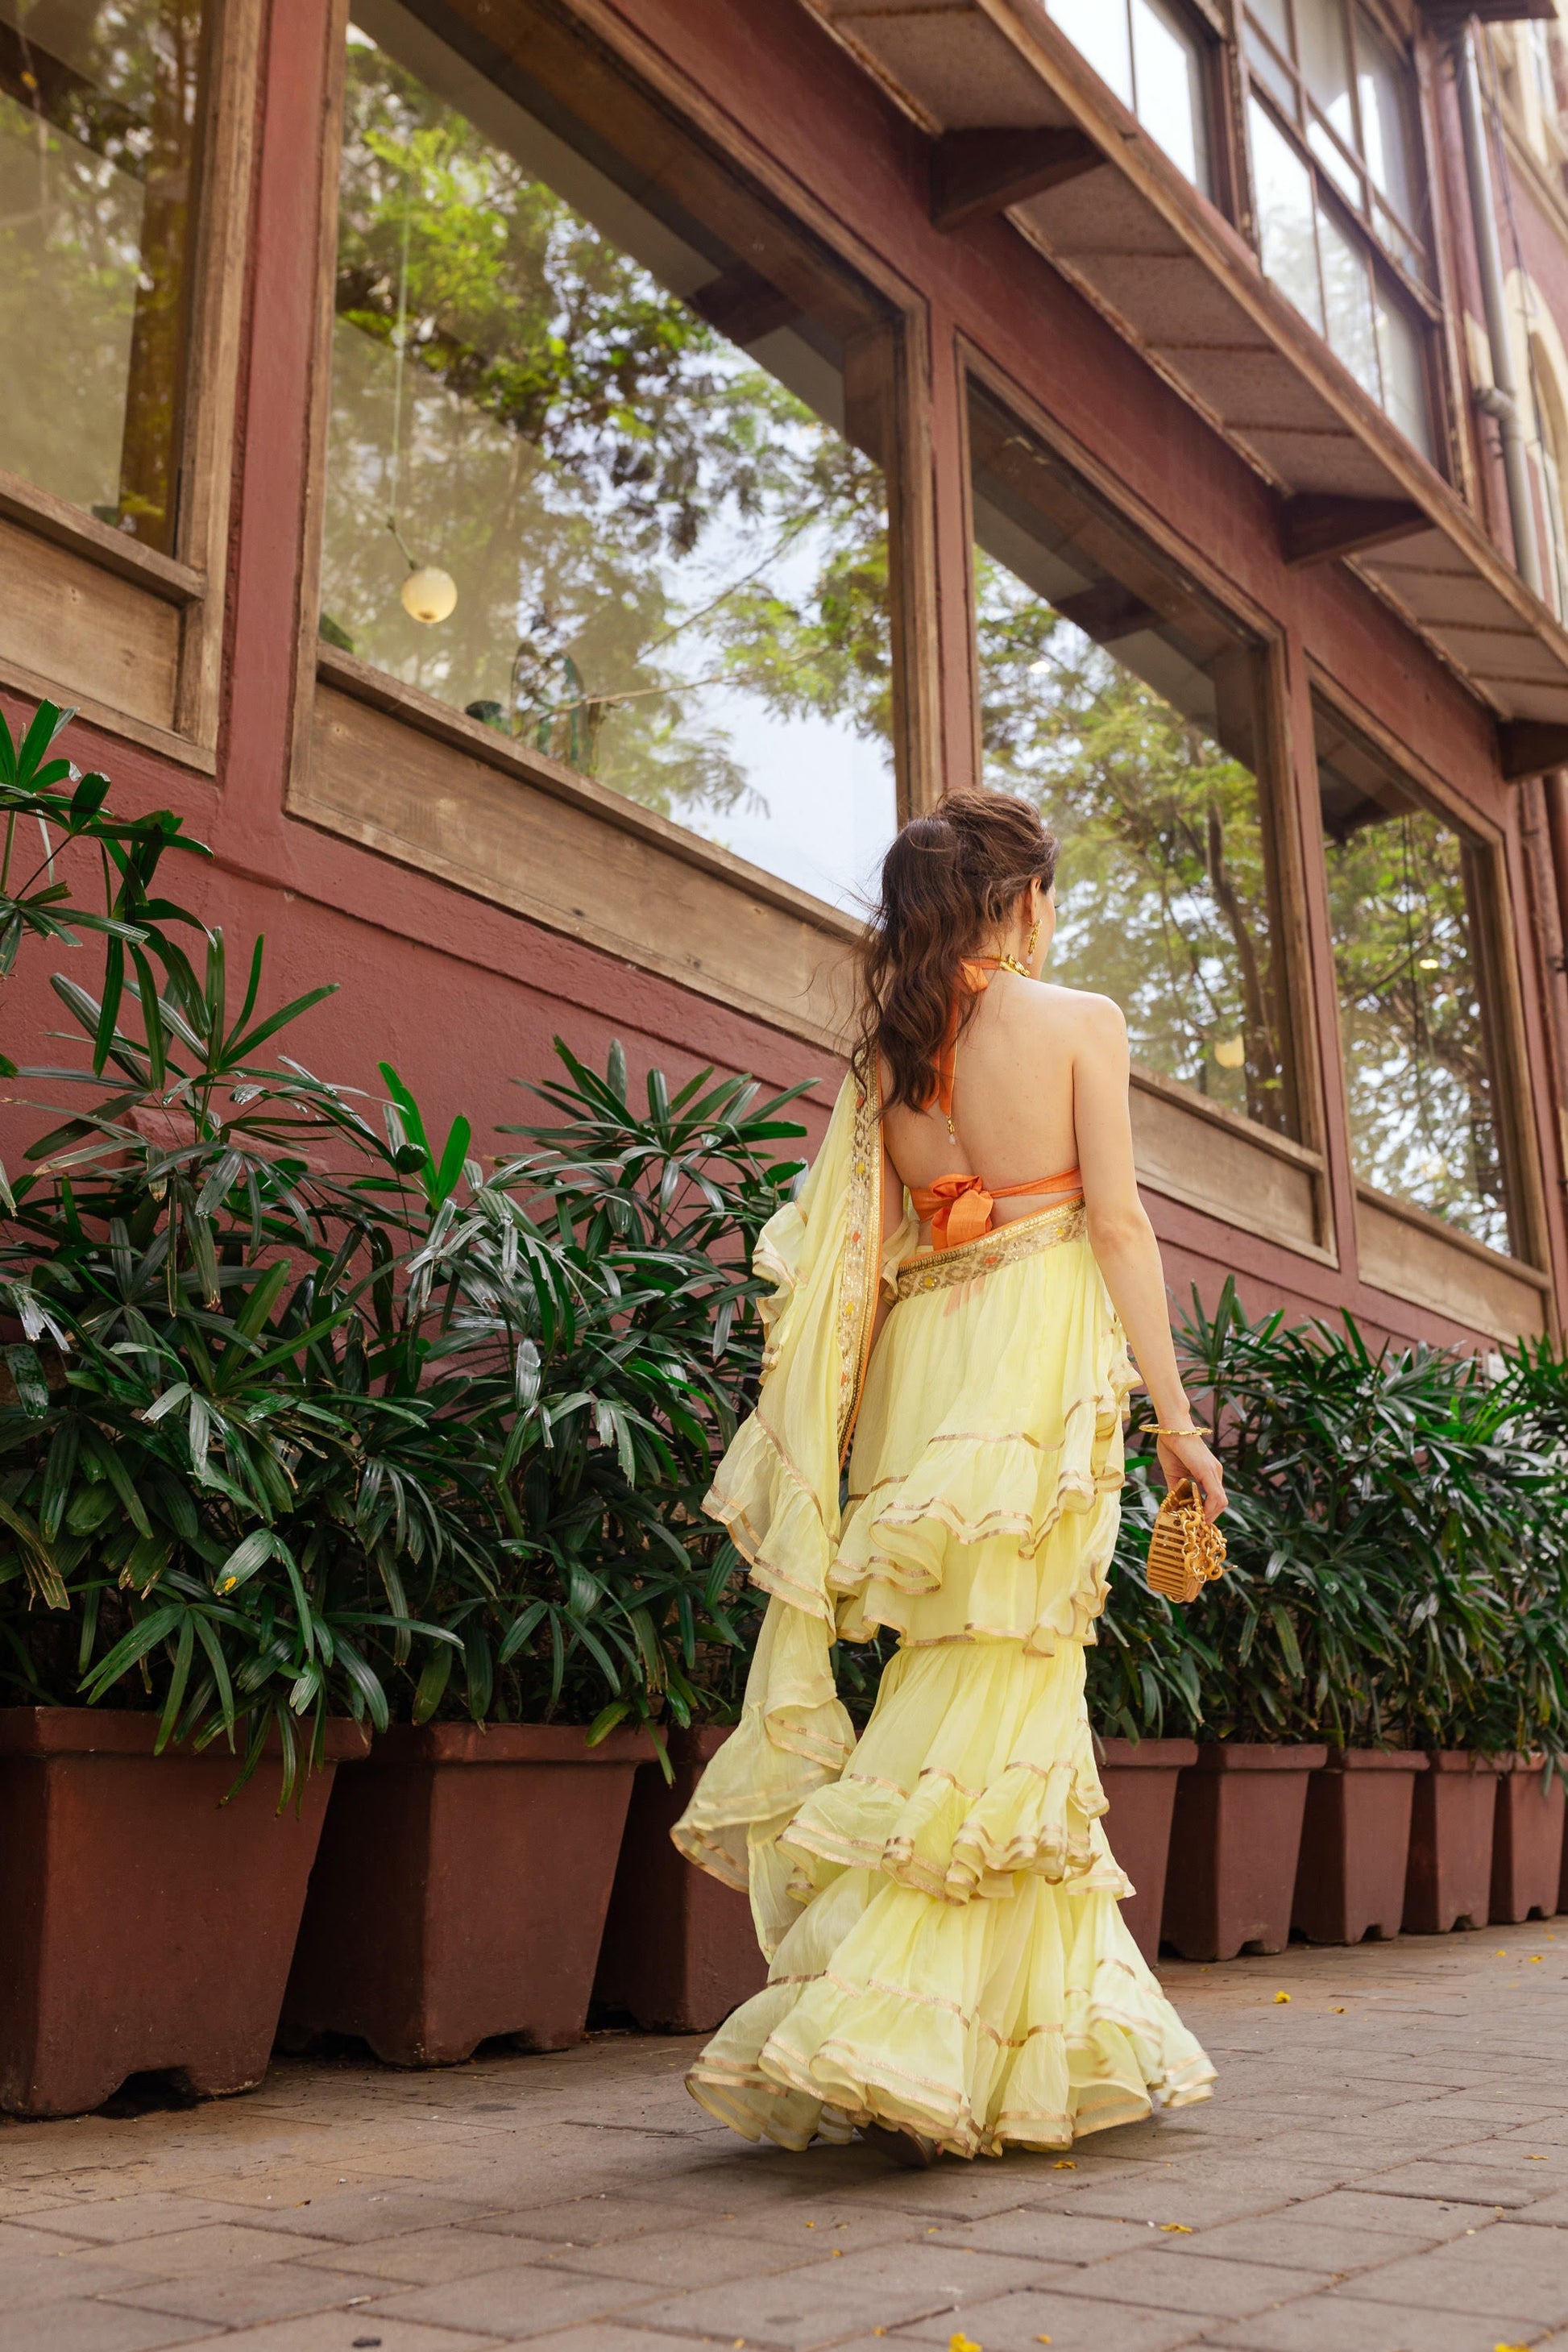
[895,1197,1087,1297]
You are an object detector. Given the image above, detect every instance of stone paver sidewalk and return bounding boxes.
[4,1925,1568,2352]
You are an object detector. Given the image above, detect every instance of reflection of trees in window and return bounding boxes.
[1318,720,1507,1251]
[323,26,894,898]
[0,1,204,549]
[971,396,1289,1136]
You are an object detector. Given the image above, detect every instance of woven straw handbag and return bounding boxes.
[1146,1477,1227,1604]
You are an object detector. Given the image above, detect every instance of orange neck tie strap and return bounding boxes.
[927,958,1000,1135]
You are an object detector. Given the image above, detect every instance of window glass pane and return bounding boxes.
[1249,98,1325,334]
[1047,0,1133,109]
[1317,205,1380,402]
[969,384,1292,1136]
[324,4,897,914]
[1295,0,1355,147]
[1306,110,1363,205]
[1355,12,1418,225]
[1244,9,1297,116]
[1317,708,1508,1250]
[1130,0,1210,194]
[1247,0,1290,52]
[1372,280,1432,457]
[0,0,205,551]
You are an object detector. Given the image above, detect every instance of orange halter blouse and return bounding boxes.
[910,958,1082,1253]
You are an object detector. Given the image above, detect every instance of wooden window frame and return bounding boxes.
[286,0,941,1049]
[958,336,1335,1264]
[0,0,263,769]
[1307,663,1553,1334]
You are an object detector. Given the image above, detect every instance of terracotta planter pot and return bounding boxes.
[593,1727,768,2031]
[281,1722,651,2065]
[1403,1751,1504,1933]
[1292,1748,1426,1946]
[0,1707,359,2119]
[1095,1737,1197,1963]
[1490,1757,1567,1924]
[1161,1743,1327,1961]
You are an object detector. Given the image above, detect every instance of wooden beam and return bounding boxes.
[1053,580,1159,643]
[1419,1,1552,30]
[687,265,799,346]
[930,127,1104,232]
[1280,494,1426,566]
[1499,720,1568,782]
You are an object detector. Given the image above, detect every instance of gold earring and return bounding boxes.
[1026,918,1040,964]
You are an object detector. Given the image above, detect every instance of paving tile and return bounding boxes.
[624,2242,1047,2350]
[1204,2294,1552,2350]
[1027,2167,1335,2229]
[102,2263,402,2327]
[0,2246,164,2310]
[0,2199,254,2249]
[530,2228,805,2290]
[176,2320,492,2352]
[1159,2211,1417,2274]
[466,2200,727,2248]
[1045,2243,1328,2317]
[297,2227,579,2288]
[1258,2187,1483,2241]
[1332,2222,1568,2325]
[894,2285,1213,2351]
[924,2207,1160,2263]
[1357,2159,1551,2208]
[110,2223,342,2276]
[0,2305,214,2352]
[370,2265,662,2341]
[233,2190,507,2245]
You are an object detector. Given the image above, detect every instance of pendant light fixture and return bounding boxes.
[386,173,456,627]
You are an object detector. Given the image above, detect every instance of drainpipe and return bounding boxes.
[1457,22,1544,598]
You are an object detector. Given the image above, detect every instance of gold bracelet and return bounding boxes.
[1143,1422,1212,1439]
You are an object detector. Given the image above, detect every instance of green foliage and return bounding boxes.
[0,699,206,1088]
[1091,1280,1568,1764]
[0,822,808,1791]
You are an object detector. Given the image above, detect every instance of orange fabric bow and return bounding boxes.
[911,1172,996,1252]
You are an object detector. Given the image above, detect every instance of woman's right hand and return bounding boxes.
[1155,1430,1228,1523]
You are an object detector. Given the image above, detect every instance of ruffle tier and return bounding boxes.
[832,1233,1136,1656]
[686,1638,1213,2158]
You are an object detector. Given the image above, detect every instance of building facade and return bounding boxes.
[6,0,1568,1351]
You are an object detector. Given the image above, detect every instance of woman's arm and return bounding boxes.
[1072,995,1227,1520]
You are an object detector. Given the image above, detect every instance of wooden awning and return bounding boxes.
[803,0,1568,753]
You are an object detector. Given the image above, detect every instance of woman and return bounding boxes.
[673,790,1226,2162]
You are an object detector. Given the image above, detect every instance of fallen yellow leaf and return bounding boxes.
[1495,1949,1508,1956]
[1333,2006,1346,2014]
[1035,2339,1052,2346]
[1530,1955,1542,1962]
[1274,1991,1290,2004]
[1159,2223,1193,2233]
[1497,2342,1531,2351]
[832,2249,844,2257]
[1052,2159,1076,2170]
[950,2334,982,2352]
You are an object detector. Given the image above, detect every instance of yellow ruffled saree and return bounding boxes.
[673,1070,1214,2158]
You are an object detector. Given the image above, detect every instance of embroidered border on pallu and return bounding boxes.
[895,1197,1086,1298]
[836,1063,884,1463]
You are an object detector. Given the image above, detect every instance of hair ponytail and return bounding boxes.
[857,792,1059,1114]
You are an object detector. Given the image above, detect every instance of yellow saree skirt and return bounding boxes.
[683,1201,1216,2158]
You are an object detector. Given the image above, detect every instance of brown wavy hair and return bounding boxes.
[857,792,1060,1114]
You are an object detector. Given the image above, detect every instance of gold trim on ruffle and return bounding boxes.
[836,1072,884,1461]
[895,1197,1087,1297]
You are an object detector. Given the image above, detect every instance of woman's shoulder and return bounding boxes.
[1022,979,1126,1038]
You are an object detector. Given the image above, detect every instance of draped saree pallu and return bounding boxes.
[671,1068,1215,2159]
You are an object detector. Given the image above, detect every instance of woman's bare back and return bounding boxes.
[882,973,1097,1244]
